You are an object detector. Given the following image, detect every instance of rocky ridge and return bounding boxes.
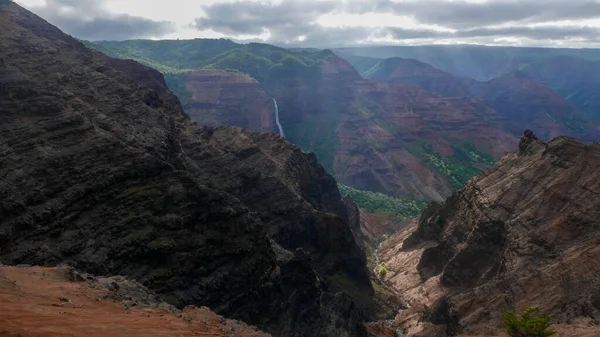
[0,3,371,336]
[377,130,600,336]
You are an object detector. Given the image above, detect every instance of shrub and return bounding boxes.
[378,264,387,279]
[503,306,557,337]
[338,183,428,219]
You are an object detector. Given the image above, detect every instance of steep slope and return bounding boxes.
[338,79,516,200]
[105,58,185,114]
[378,131,600,336]
[165,70,277,133]
[0,3,371,336]
[364,57,596,140]
[0,266,270,337]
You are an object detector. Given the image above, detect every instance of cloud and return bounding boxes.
[359,0,600,29]
[194,0,335,37]
[21,0,176,40]
[194,0,384,47]
[17,0,600,46]
[192,0,600,47]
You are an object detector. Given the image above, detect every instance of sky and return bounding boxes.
[14,0,600,48]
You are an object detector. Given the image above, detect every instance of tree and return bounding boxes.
[503,306,557,337]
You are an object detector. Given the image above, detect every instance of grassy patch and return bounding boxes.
[338,183,428,220]
[406,139,496,190]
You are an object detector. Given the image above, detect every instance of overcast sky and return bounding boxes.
[15,0,600,48]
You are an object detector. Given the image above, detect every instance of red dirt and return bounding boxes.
[0,266,269,337]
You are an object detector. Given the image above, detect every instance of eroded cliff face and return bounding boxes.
[378,130,600,336]
[168,70,277,133]
[0,4,371,336]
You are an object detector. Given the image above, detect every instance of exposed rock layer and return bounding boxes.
[380,131,600,336]
[170,70,277,133]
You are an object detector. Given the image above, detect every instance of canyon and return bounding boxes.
[87,39,600,205]
[1,1,599,337]
[88,40,522,202]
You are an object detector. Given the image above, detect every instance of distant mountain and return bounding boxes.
[87,40,521,201]
[335,44,600,81]
[338,45,600,126]
[507,55,600,122]
[339,55,383,75]
[362,57,598,141]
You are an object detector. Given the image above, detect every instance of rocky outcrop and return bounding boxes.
[384,130,600,336]
[0,3,371,336]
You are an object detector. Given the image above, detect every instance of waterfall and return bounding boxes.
[273,98,285,138]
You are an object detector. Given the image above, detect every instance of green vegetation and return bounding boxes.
[425,152,483,190]
[84,39,334,79]
[405,139,496,190]
[0,0,13,4]
[338,183,428,219]
[503,307,557,337]
[378,263,387,279]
